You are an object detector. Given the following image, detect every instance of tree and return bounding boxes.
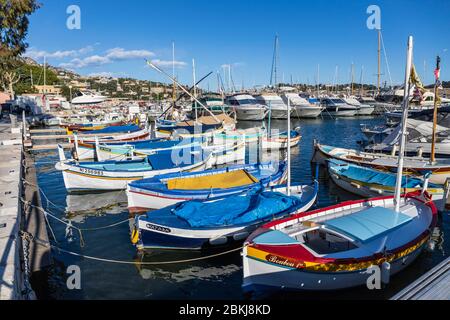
[0,0,40,98]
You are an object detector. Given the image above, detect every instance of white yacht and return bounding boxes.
[254,93,291,119]
[71,91,108,105]
[226,94,267,121]
[281,93,323,118]
[343,96,375,116]
[321,97,358,117]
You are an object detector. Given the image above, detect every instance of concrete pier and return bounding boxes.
[391,257,450,300]
[0,115,52,300]
[0,118,24,299]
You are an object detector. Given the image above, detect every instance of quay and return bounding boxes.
[391,257,450,300]
[0,114,52,300]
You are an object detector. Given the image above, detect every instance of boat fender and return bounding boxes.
[350,182,361,189]
[131,227,140,244]
[209,236,228,246]
[381,262,390,285]
[233,232,249,241]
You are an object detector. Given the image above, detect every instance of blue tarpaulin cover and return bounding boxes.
[325,206,413,243]
[172,192,298,227]
[329,160,433,188]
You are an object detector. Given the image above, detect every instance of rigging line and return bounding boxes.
[380,31,393,88]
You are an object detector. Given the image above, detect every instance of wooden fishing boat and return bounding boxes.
[213,127,301,150]
[69,127,151,145]
[55,145,211,192]
[328,159,444,207]
[126,161,288,212]
[242,36,439,293]
[313,142,450,185]
[242,192,437,292]
[74,137,202,161]
[131,183,318,251]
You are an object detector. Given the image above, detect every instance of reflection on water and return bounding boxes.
[33,117,449,300]
[65,191,128,222]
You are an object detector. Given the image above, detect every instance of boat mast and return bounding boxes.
[172,42,176,106]
[192,59,198,122]
[270,35,279,88]
[430,55,441,164]
[351,63,354,96]
[377,29,381,95]
[394,36,413,212]
[359,65,364,96]
[317,64,320,97]
[286,97,291,196]
[43,56,47,94]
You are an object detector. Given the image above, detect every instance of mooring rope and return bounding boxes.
[20,230,243,266]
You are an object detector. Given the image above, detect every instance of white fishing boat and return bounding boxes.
[226,94,267,121]
[55,145,211,192]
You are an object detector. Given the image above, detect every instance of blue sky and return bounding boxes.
[25,0,450,89]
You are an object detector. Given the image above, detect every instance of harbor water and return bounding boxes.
[34,117,449,300]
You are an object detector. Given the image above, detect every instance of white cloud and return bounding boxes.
[221,62,245,69]
[151,59,187,68]
[25,46,94,60]
[106,48,154,60]
[59,47,155,69]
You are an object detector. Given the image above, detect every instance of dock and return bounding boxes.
[0,115,52,300]
[391,257,450,300]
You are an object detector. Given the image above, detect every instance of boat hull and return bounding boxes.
[293,106,323,118]
[235,107,267,121]
[57,159,209,192]
[243,240,426,292]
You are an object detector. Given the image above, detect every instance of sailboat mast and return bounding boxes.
[43,56,47,94]
[286,97,291,196]
[359,65,364,96]
[172,42,176,103]
[317,64,320,97]
[192,59,198,121]
[377,29,381,94]
[270,35,279,88]
[394,36,413,212]
[430,56,441,164]
[351,63,354,96]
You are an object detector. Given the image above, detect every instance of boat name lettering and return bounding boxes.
[266,254,305,269]
[146,223,171,233]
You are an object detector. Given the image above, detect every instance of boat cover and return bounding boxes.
[324,206,413,243]
[83,124,140,134]
[167,170,258,190]
[172,192,297,228]
[147,147,208,170]
[330,161,426,188]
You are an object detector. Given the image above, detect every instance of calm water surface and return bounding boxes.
[34,117,448,300]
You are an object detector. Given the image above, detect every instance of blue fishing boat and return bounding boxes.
[127,161,288,212]
[327,159,444,206]
[131,183,318,251]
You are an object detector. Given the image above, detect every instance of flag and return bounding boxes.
[434,68,440,81]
